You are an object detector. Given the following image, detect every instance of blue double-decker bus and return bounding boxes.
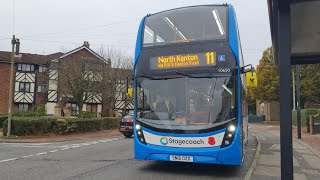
[133,4,249,165]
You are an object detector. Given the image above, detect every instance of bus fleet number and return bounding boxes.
[218,68,231,73]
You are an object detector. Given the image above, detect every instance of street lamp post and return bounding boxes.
[296,65,301,139]
[7,35,16,136]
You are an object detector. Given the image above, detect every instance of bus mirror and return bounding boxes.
[246,72,257,87]
[241,64,253,74]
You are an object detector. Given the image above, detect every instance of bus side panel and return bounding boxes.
[134,16,147,161]
[224,6,243,166]
[134,137,149,160]
[134,16,147,70]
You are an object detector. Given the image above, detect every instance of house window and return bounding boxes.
[19,82,30,92]
[39,66,47,73]
[71,103,79,116]
[18,103,29,111]
[17,64,35,72]
[37,85,46,93]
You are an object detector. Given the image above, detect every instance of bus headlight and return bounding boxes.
[221,123,237,148]
[135,123,146,145]
[227,124,236,132]
[135,124,141,130]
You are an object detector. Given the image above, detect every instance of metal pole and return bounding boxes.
[123,76,129,116]
[292,69,296,111]
[296,65,301,139]
[7,35,16,136]
[278,3,293,179]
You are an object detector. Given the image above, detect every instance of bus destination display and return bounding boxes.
[150,52,216,70]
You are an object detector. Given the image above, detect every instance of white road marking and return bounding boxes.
[0,158,18,163]
[30,143,52,145]
[22,155,34,158]
[0,137,123,163]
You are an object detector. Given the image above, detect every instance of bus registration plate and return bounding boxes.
[169,155,193,162]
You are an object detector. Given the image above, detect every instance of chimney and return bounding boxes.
[83,41,90,48]
[15,39,20,55]
[107,58,111,67]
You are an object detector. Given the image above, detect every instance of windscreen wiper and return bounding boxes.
[175,70,196,78]
[136,73,171,80]
[136,73,157,80]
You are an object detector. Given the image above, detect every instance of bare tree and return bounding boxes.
[58,51,109,116]
[96,47,134,116]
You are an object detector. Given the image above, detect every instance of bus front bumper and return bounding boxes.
[134,137,242,165]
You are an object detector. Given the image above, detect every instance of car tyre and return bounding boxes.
[123,133,133,138]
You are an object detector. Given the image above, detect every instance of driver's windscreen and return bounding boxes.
[137,76,236,131]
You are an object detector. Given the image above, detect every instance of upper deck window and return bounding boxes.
[143,6,227,47]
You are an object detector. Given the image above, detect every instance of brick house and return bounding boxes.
[47,42,111,117]
[0,43,62,114]
[0,41,133,117]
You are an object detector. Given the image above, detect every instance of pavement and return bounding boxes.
[250,123,320,180]
[0,129,258,180]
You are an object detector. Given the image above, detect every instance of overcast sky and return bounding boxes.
[0,0,271,66]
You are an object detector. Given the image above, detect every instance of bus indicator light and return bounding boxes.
[224,140,230,145]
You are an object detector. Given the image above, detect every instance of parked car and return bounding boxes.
[119,114,134,138]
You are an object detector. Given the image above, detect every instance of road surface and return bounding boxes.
[0,133,257,180]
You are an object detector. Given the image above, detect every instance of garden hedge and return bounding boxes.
[0,116,8,128]
[2,116,119,136]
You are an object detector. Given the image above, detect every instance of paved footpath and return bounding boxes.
[250,123,320,180]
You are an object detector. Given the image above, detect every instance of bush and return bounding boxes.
[11,105,46,117]
[33,105,46,116]
[3,116,57,136]
[0,116,8,128]
[80,112,95,118]
[2,116,119,136]
[99,117,119,129]
[54,118,101,134]
[292,109,320,126]
[12,111,39,117]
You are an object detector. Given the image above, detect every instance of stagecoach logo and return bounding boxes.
[159,137,209,146]
[160,136,169,145]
